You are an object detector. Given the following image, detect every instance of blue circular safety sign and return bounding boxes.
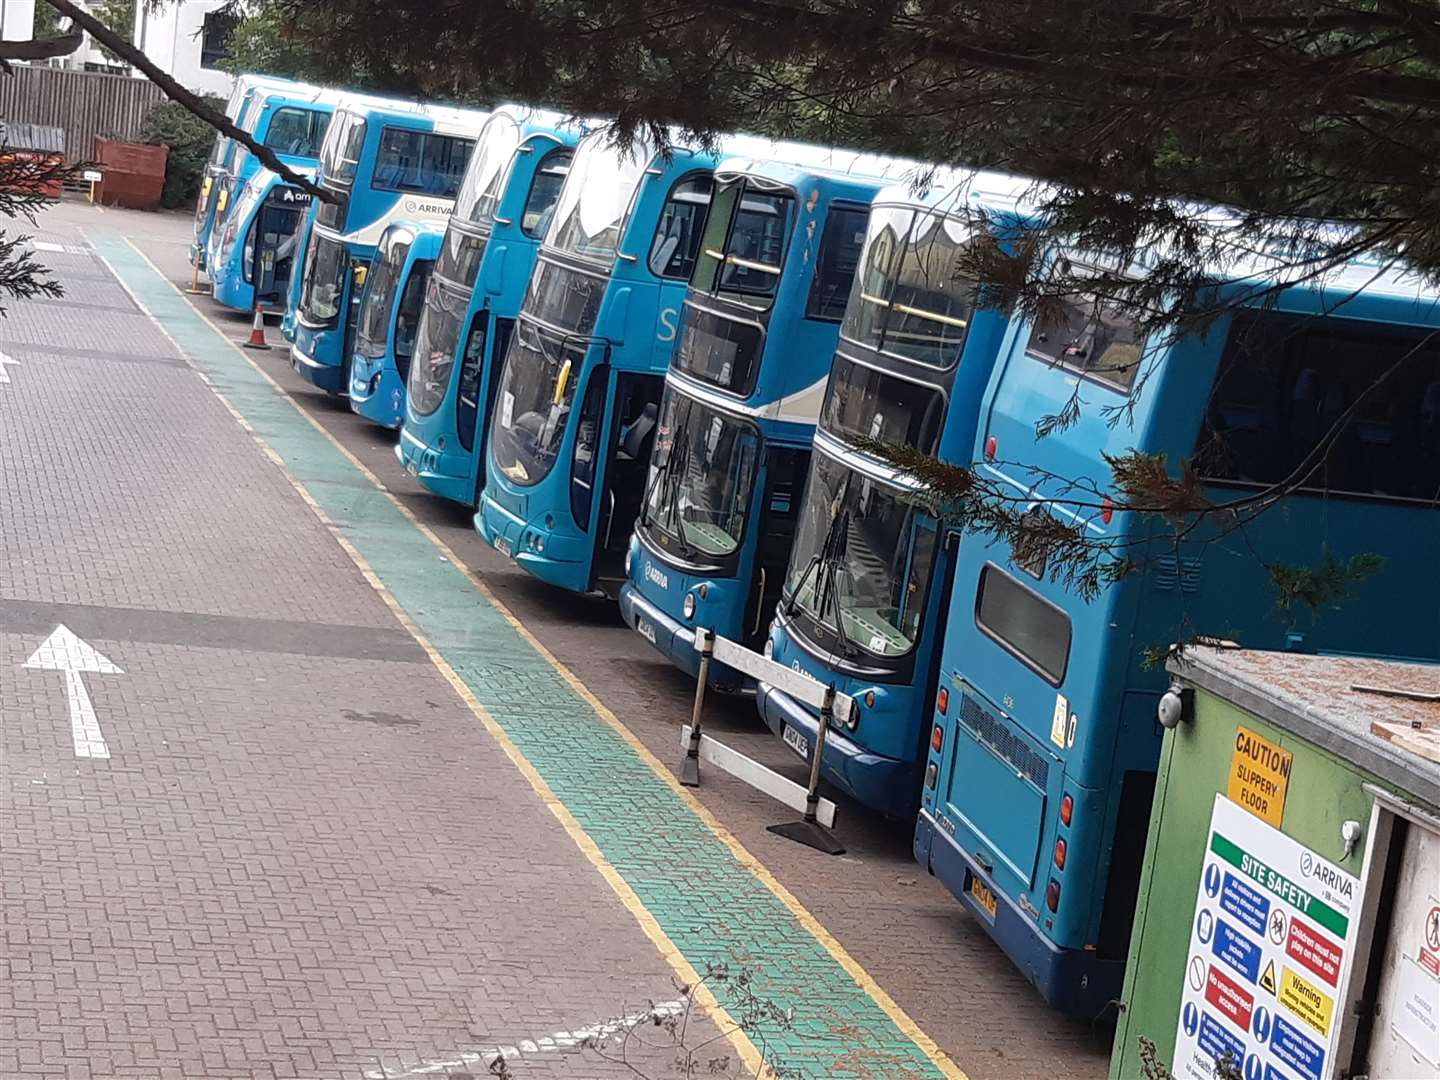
[1204,863,1222,898]
[1182,1002,1199,1037]
[1252,1006,1272,1043]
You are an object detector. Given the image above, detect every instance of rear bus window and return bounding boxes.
[1026,265,1145,393]
[975,564,1071,685]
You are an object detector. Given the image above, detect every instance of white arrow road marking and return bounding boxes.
[0,352,19,384]
[23,625,123,759]
[363,998,689,1079]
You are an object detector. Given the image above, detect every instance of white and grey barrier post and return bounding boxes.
[678,633,846,855]
[679,628,715,786]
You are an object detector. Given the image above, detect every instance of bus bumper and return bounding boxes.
[618,583,746,690]
[475,497,589,592]
[211,271,255,314]
[914,809,1123,1018]
[290,342,345,395]
[349,354,404,429]
[396,425,474,505]
[756,683,920,819]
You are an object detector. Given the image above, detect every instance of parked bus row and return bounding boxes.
[191,76,1440,1020]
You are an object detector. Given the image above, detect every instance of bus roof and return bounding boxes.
[715,139,917,190]
[487,103,599,137]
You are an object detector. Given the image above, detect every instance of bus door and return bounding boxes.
[590,370,663,587]
[745,445,807,648]
[255,189,312,307]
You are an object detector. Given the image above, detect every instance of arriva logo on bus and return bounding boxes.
[644,561,668,590]
[402,198,452,217]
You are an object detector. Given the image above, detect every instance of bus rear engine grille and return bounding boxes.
[958,691,1050,790]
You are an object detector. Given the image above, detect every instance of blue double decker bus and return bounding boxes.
[618,148,914,688]
[288,100,485,395]
[204,89,335,314]
[916,251,1440,1016]
[347,221,445,427]
[398,106,584,500]
[190,74,306,272]
[477,130,779,594]
[755,171,1032,819]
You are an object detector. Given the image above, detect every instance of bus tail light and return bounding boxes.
[985,435,998,460]
[936,687,948,715]
[1060,794,1073,827]
[931,724,943,753]
[1046,879,1061,912]
[1101,497,1115,525]
[1054,838,1067,870]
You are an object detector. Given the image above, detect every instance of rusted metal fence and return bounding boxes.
[0,65,164,160]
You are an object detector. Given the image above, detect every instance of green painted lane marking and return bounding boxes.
[93,232,954,1080]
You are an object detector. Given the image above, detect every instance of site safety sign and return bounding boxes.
[1174,794,1360,1080]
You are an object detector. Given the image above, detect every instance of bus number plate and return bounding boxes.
[494,535,512,558]
[967,872,999,922]
[636,618,656,645]
[782,724,808,760]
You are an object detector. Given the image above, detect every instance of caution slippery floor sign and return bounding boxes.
[1174,795,1360,1080]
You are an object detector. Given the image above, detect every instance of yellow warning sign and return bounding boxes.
[1228,725,1292,827]
[1280,965,1334,1037]
[1260,959,1277,995]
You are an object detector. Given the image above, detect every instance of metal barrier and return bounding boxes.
[680,629,847,854]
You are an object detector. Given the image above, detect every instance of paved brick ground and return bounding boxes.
[1,199,1114,1079]
[0,210,730,1079]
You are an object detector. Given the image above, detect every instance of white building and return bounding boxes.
[133,0,236,96]
[0,0,36,43]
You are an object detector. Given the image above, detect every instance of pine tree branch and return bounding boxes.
[40,0,329,201]
[0,26,84,63]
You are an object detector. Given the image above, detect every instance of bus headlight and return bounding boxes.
[624,546,632,577]
[683,593,696,620]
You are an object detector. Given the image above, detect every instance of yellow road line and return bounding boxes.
[114,233,967,1080]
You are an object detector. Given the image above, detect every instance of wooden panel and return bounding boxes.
[0,65,164,161]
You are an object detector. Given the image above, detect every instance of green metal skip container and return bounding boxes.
[1109,647,1440,1080]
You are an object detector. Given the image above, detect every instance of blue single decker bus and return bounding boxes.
[347,221,444,428]
[916,249,1440,1016]
[755,171,1033,819]
[619,147,915,688]
[398,106,585,501]
[476,130,782,594]
[288,99,485,395]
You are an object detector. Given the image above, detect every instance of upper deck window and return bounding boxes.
[547,134,651,266]
[807,203,870,321]
[373,128,474,197]
[690,178,794,308]
[454,116,523,225]
[1025,261,1146,393]
[841,208,978,368]
[320,114,366,186]
[263,108,330,159]
[1197,310,1440,501]
[522,149,574,238]
[648,175,715,280]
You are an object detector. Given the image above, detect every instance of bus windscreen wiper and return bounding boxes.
[661,435,695,556]
[785,471,854,619]
[817,509,859,659]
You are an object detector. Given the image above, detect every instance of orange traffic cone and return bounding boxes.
[242,303,272,351]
